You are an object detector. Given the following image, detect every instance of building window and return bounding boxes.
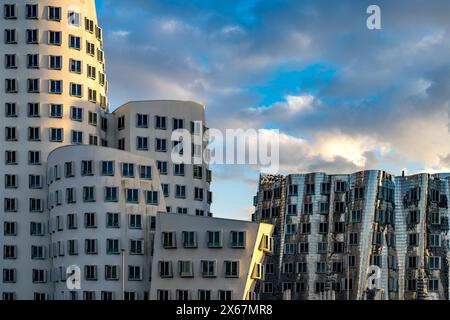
[224,261,240,278]
[162,232,177,248]
[158,261,173,278]
[48,6,61,21]
[49,80,62,94]
[28,151,41,165]
[48,31,62,45]
[429,256,441,270]
[28,127,40,141]
[136,137,148,151]
[27,79,40,93]
[207,231,222,248]
[157,161,168,175]
[83,186,96,202]
[231,231,246,248]
[128,266,142,281]
[146,191,159,205]
[105,265,119,281]
[5,79,17,93]
[106,213,119,228]
[155,116,167,129]
[182,231,197,248]
[50,104,63,118]
[69,35,81,50]
[70,83,82,97]
[106,239,120,255]
[138,165,152,180]
[154,139,168,154]
[70,59,82,73]
[175,185,186,198]
[85,240,98,255]
[26,29,39,44]
[122,163,135,177]
[81,160,94,176]
[126,189,139,203]
[136,113,148,128]
[4,4,17,19]
[173,118,184,130]
[71,130,83,144]
[174,163,185,176]
[177,260,194,278]
[130,239,144,255]
[26,4,38,19]
[105,187,118,202]
[101,161,114,176]
[5,54,16,69]
[4,29,17,44]
[201,260,216,278]
[129,214,142,229]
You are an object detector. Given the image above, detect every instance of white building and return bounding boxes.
[47,145,166,300]
[0,0,228,301]
[150,212,274,300]
[0,0,108,300]
[112,100,212,217]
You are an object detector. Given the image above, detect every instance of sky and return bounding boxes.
[95,0,450,220]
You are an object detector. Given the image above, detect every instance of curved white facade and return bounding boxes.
[48,145,166,300]
[0,1,108,300]
[112,100,212,217]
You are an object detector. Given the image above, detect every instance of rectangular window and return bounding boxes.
[224,261,240,278]
[145,191,159,205]
[4,29,17,44]
[49,55,62,69]
[49,80,62,94]
[101,161,114,176]
[48,6,61,21]
[5,54,16,69]
[4,4,17,19]
[122,163,135,177]
[48,31,62,45]
[129,214,142,229]
[83,186,95,202]
[70,83,82,97]
[201,260,216,278]
[156,138,167,152]
[5,79,17,93]
[27,79,39,93]
[26,29,39,44]
[106,239,120,254]
[71,130,83,144]
[175,185,186,198]
[105,187,118,202]
[207,231,222,248]
[106,212,119,228]
[182,231,197,248]
[70,106,83,121]
[70,59,82,73]
[231,231,246,248]
[136,113,148,128]
[136,137,148,151]
[50,104,63,118]
[26,4,38,19]
[130,239,144,255]
[155,116,167,129]
[50,128,63,142]
[69,35,81,49]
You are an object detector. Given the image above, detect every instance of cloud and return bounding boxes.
[96,0,450,219]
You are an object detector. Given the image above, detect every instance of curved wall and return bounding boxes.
[48,145,165,300]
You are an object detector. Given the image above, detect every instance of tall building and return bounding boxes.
[253,171,450,300]
[0,1,212,300]
[0,1,108,300]
[150,212,274,300]
[111,100,212,217]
